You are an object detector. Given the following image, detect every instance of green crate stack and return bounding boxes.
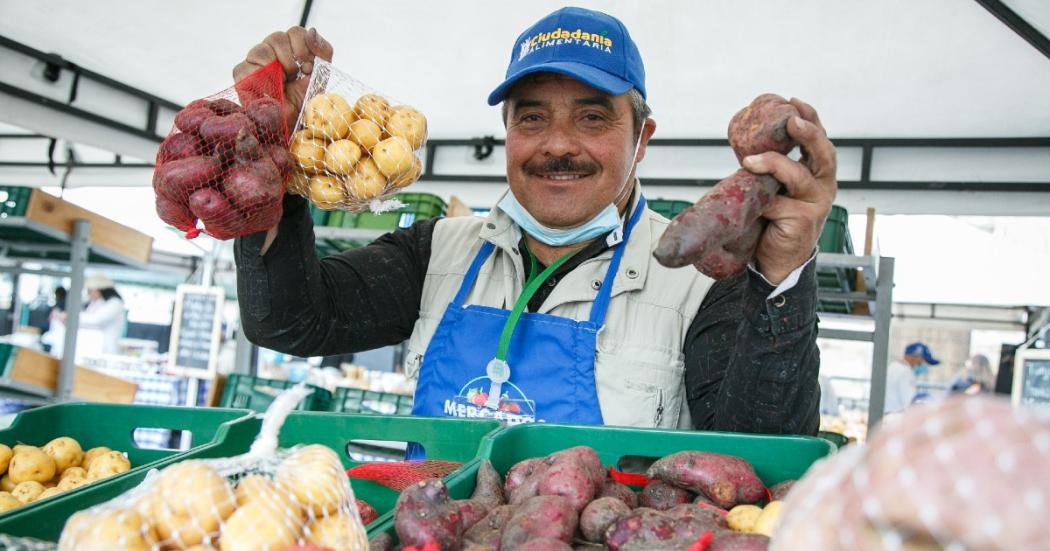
[309,203,330,226]
[817,430,850,449]
[369,422,836,544]
[219,374,332,413]
[330,387,414,415]
[1,410,500,542]
[0,186,32,217]
[816,205,857,314]
[0,403,253,539]
[647,198,692,220]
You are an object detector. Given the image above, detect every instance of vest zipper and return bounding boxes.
[654,388,664,425]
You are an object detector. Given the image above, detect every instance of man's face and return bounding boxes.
[504,74,654,229]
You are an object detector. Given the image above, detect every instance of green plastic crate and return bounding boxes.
[330,387,414,415]
[818,430,850,449]
[370,423,835,544]
[647,198,692,220]
[341,192,446,230]
[0,186,33,217]
[0,411,500,542]
[309,204,330,226]
[817,205,852,255]
[0,403,253,539]
[219,374,332,413]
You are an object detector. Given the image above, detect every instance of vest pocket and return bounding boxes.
[597,355,684,428]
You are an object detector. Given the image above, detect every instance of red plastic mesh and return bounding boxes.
[345,460,463,491]
[153,61,291,240]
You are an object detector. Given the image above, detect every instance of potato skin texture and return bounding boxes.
[500,495,579,549]
[727,93,800,162]
[580,496,631,542]
[652,170,779,276]
[639,480,693,511]
[645,451,766,510]
[394,479,463,550]
[463,503,517,548]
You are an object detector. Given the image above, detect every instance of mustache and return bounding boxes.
[524,156,599,176]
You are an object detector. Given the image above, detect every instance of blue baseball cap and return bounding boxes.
[487,7,646,106]
[905,342,941,365]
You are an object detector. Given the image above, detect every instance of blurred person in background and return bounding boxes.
[950,353,996,395]
[884,341,940,413]
[46,273,126,358]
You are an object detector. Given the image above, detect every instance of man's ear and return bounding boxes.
[636,118,657,163]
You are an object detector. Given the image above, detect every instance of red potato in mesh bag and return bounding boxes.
[646,451,766,510]
[152,155,222,201]
[152,61,289,240]
[156,132,202,164]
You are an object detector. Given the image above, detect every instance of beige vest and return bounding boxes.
[404,190,713,428]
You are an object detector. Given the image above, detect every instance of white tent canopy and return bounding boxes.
[1,0,1048,303]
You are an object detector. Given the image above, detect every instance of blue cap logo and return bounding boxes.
[488,7,645,106]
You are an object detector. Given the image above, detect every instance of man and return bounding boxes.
[884,341,940,413]
[233,7,837,434]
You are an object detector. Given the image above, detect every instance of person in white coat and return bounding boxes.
[51,273,126,358]
[884,341,940,413]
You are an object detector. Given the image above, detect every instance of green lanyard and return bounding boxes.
[494,243,574,362]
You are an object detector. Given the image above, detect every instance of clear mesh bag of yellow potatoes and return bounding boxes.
[286,57,427,213]
[772,395,1050,551]
[56,386,369,551]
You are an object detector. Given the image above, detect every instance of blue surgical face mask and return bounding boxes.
[500,131,644,247]
[914,362,930,376]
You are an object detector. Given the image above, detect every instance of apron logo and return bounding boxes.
[443,377,540,424]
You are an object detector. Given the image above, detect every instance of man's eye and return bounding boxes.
[520,114,544,123]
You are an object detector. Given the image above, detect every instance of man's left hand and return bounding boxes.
[741,98,837,285]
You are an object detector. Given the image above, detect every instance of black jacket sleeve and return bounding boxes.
[233,193,435,356]
[684,260,822,435]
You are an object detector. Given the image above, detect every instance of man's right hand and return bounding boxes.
[233,26,334,129]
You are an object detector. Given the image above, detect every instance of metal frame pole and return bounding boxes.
[8,265,20,334]
[867,256,896,432]
[57,219,90,401]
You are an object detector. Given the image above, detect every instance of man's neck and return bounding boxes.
[524,235,591,266]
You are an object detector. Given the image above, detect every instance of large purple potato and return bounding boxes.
[646,452,766,510]
[500,495,578,549]
[394,479,463,549]
[653,170,780,276]
[639,480,693,511]
[579,496,631,542]
[599,480,638,509]
[727,93,799,163]
[463,504,516,549]
[472,460,506,509]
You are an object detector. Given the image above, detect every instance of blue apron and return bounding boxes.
[411,197,647,427]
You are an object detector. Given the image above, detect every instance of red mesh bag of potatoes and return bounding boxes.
[286,57,428,213]
[153,61,294,240]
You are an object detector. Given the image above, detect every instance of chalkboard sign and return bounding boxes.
[1012,349,1050,410]
[168,285,224,378]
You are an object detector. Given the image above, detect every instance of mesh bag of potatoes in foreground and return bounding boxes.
[0,438,130,515]
[55,388,368,551]
[287,58,428,213]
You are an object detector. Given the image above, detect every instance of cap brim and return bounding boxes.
[487,61,634,106]
[927,356,941,366]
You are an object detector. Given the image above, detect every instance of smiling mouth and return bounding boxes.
[533,173,592,181]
